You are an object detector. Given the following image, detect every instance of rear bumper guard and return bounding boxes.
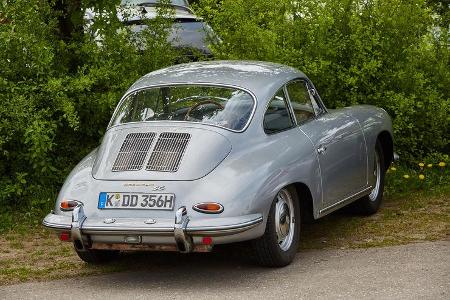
[173,206,193,253]
[71,205,88,251]
[43,205,263,253]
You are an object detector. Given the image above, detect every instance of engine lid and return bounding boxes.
[92,124,231,181]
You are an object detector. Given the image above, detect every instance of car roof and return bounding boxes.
[128,61,307,101]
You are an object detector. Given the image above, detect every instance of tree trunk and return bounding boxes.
[52,0,83,41]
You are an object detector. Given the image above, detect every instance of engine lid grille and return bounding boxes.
[146,132,191,172]
[112,132,156,172]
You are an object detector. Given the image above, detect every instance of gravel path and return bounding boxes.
[1,241,449,300]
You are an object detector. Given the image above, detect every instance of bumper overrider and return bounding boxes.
[42,204,263,253]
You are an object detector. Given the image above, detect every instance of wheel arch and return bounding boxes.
[377,131,394,170]
[291,182,315,223]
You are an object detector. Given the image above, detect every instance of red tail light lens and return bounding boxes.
[60,200,81,211]
[192,202,224,214]
[59,231,71,241]
[202,236,213,245]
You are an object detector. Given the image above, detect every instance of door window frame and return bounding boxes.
[284,78,327,126]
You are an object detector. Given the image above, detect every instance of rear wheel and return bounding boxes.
[350,140,385,215]
[75,248,119,264]
[252,186,300,267]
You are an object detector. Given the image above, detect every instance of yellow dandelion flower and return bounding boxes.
[438,162,446,167]
[403,174,410,179]
[418,174,425,180]
[390,167,397,171]
[418,162,425,168]
[427,164,433,168]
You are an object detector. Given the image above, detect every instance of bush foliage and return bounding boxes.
[0,0,448,208]
[0,0,179,208]
[195,0,449,161]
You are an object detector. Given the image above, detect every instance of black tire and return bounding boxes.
[75,247,119,264]
[349,140,386,215]
[251,186,301,267]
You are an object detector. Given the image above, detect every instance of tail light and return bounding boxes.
[192,202,224,214]
[202,236,213,245]
[60,200,82,211]
[59,231,71,241]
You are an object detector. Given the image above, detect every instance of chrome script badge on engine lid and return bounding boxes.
[98,192,175,210]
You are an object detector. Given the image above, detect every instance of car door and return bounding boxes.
[285,80,367,209]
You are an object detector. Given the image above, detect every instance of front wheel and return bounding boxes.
[251,186,300,267]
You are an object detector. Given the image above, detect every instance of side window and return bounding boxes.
[286,80,316,124]
[263,89,294,134]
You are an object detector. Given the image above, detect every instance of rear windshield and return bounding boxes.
[111,85,255,131]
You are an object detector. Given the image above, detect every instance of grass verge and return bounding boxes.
[300,187,449,249]
[0,187,449,286]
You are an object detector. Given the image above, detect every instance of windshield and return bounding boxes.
[121,0,189,7]
[111,85,255,131]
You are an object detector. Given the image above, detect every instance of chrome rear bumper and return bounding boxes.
[42,205,263,253]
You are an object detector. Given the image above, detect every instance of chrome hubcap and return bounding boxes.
[275,189,295,251]
[369,151,381,201]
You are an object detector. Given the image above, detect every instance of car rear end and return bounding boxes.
[43,83,264,256]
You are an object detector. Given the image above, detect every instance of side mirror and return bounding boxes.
[143,108,155,120]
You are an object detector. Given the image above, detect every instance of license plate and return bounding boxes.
[98,192,175,210]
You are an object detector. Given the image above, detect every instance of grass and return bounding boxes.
[300,187,450,249]
[0,185,449,286]
[0,228,125,285]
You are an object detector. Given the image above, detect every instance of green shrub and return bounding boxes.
[0,0,179,208]
[195,0,449,163]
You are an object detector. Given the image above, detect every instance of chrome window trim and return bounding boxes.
[107,82,258,133]
[304,79,328,114]
[284,79,318,125]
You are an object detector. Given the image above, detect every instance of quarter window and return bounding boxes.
[286,80,316,124]
[263,89,294,134]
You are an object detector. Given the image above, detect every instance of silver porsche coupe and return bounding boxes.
[43,61,394,267]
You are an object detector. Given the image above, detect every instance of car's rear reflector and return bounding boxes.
[202,236,213,245]
[192,202,224,214]
[59,231,70,241]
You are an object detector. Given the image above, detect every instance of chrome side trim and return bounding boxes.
[319,186,373,215]
[354,117,370,186]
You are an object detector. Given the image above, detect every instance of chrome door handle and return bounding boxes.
[317,145,327,154]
